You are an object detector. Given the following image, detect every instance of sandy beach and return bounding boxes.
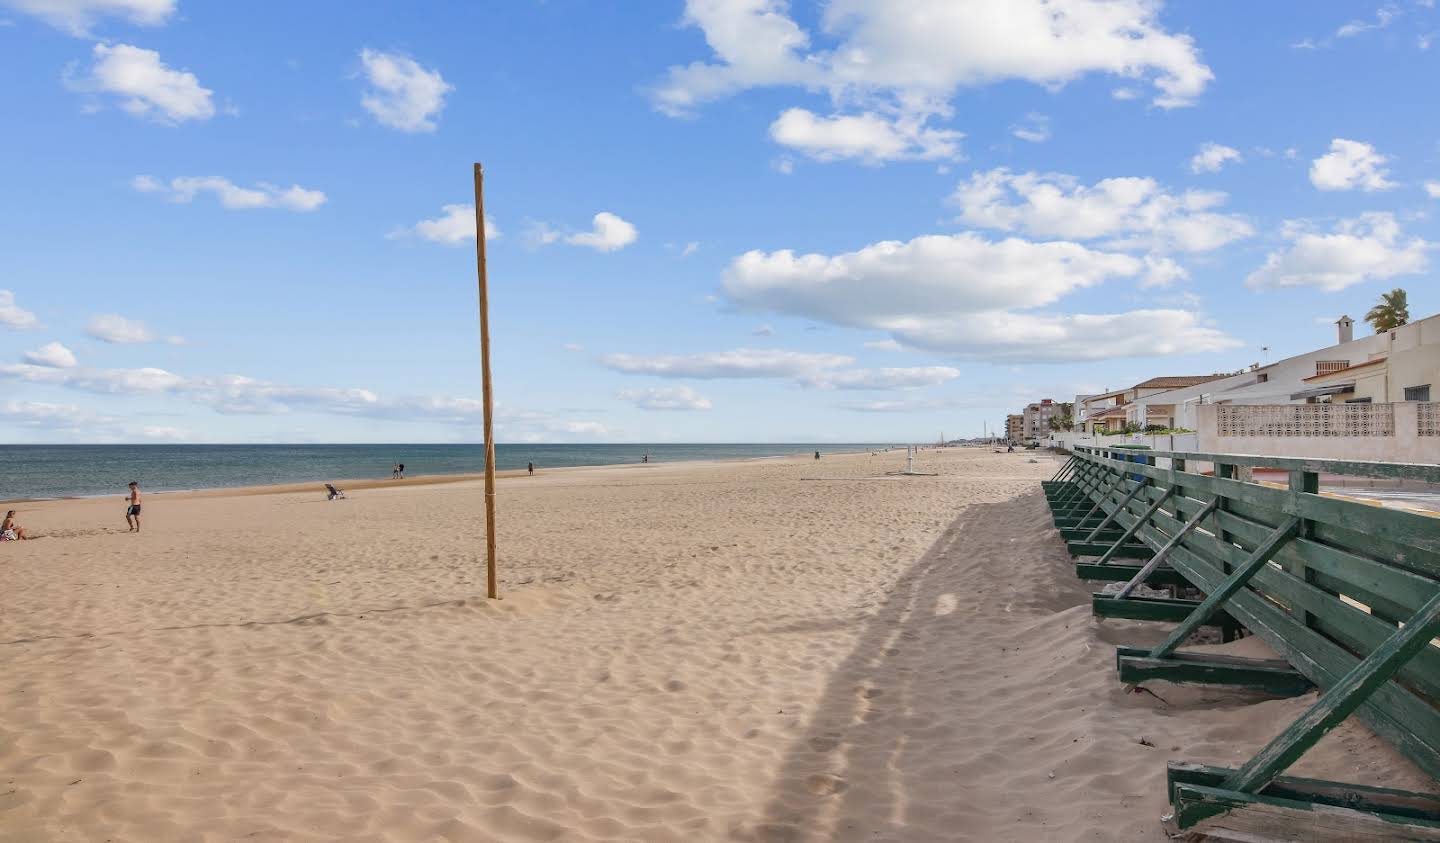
[1,447,1430,842]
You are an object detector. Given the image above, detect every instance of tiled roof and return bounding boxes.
[1133,375,1228,390]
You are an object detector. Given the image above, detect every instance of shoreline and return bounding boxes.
[0,445,900,507]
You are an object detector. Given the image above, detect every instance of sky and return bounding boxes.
[1,0,1438,444]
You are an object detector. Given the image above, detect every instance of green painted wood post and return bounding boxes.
[1148,516,1301,659]
[1113,499,1218,600]
[1288,469,1320,629]
[1215,462,1236,570]
[1222,588,1440,795]
[1095,487,1174,566]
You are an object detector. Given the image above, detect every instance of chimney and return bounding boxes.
[1336,315,1354,344]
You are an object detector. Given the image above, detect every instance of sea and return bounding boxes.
[0,443,884,502]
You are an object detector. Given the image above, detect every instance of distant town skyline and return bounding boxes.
[1,1,1437,443]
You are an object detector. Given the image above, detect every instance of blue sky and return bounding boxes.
[1,0,1437,444]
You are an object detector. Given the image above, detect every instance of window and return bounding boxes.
[1256,373,1269,383]
[1404,385,1432,402]
[1345,397,1372,404]
[1315,360,1349,376]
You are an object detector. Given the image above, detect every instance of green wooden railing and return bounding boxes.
[1044,444,1440,837]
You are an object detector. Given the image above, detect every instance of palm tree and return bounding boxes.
[1365,288,1410,332]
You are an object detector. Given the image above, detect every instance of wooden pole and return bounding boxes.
[473,163,498,600]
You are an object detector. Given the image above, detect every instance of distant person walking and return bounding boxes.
[814,450,821,460]
[527,462,534,476]
[125,482,142,532]
[391,463,400,479]
[398,463,405,479]
[1,510,27,541]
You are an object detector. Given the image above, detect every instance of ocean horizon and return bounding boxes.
[0,443,888,502]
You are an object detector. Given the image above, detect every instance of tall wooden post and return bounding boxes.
[473,163,499,599]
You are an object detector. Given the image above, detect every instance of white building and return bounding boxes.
[1123,316,1396,430]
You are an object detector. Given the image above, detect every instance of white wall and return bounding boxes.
[1196,402,1440,463]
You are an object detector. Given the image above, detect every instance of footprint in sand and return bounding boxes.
[805,773,849,796]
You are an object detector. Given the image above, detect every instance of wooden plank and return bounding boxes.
[1094,487,1174,566]
[1092,594,1225,625]
[1098,497,1440,778]
[1068,541,1152,559]
[1116,648,1312,696]
[1114,499,1218,600]
[1058,526,1128,542]
[1149,517,1301,659]
[1167,762,1440,823]
[1076,563,1189,586]
[1160,539,1440,780]
[1084,478,1149,541]
[1078,449,1440,558]
[1075,445,1440,485]
[1171,783,1440,840]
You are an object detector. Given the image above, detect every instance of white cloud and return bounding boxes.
[681,241,701,257]
[133,175,326,211]
[1010,112,1050,143]
[1189,142,1242,174]
[652,0,1212,117]
[863,338,904,352]
[1,0,174,36]
[1245,212,1429,291]
[1141,254,1189,288]
[86,314,183,344]
[0,362,606,439]
[1424,180,1440,198]
[561,343,584,352]
[1337,5,1400,38]
[601,346,964,390]
[618,386,713,411]
[751,324,774,336]
[950,168,1254,253]
[0,290,39,330]
[69,43,214,124]
[717,226,1238,362]
[886,309,1240,362]
[536,212,637,252]
[22,342,78,368]
[801,366,960,390]
[358,49,451,132]
[601,348,853,379]
[389,204,500,244]
[1309,139,1396,192]
[768,108,961,162]
[723,231,1142,328]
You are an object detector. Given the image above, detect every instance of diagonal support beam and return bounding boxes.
[1147,516,1301,660]
[1113,498,1218,600]
[1050,456,1077,483]
[1055,462,1099,507]
[1222,588,1440,795]
[1094,487,1174,566]
[1085,478,1149,542]
[1073,474,1131,529]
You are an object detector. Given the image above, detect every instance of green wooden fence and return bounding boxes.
[1044,444,1440,838]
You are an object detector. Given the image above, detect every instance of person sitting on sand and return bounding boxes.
[125,482,142,533]
[1,510,27,541]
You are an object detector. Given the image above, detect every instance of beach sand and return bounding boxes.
[1,448,1431,842]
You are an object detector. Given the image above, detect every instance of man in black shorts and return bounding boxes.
[125,481,142,532]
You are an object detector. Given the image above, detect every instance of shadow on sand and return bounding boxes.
[747,491,1097,842]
